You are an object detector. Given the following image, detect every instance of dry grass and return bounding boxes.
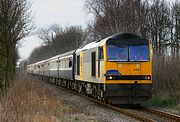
[0,75,96,122]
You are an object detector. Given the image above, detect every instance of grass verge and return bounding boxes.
[146,95,180,112]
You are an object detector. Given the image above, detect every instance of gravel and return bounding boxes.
[47,83,139,122]
[126,108,173,122]
[153,107,180,116]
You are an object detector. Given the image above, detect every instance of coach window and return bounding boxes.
[69,58,72,67]
[77,55,80,75]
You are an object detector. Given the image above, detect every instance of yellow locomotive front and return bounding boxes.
[103,33,152,104]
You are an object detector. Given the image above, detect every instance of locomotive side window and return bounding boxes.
[91,52,96,76]
[98,47,103,78]
[99,46,104,60]
[77,55,80,75]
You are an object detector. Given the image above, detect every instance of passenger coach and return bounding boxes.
[27,33,152,104]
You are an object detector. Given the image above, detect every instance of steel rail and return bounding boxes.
[141,106,180,122]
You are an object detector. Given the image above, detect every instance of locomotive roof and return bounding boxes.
[76,33,147,53]
[107,33,148,46]
[76,36,107,53]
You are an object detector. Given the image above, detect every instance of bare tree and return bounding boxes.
[171,1,180,58]
[146,0,171,54]
[85,0,149,39]
[38,24,62,46]
[0,0,34,89]
[55,26,87,52]
[29,25,87,64]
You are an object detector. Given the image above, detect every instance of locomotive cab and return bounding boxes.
[103,33,152,104]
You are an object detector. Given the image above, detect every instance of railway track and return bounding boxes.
[120,105,180,122]
[141,106,180,121]
[42,79,180,122]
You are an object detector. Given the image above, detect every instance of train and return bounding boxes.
[27,33,152,104]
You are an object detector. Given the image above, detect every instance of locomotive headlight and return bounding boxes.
[104,70,122,80]
[109,76,113,79]
[106,76,113,80]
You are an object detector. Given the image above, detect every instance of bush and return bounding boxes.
[147,96,177,107]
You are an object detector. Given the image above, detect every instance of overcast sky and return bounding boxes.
[18,0,89,61]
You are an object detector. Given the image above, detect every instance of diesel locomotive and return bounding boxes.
[27,33,152,104]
